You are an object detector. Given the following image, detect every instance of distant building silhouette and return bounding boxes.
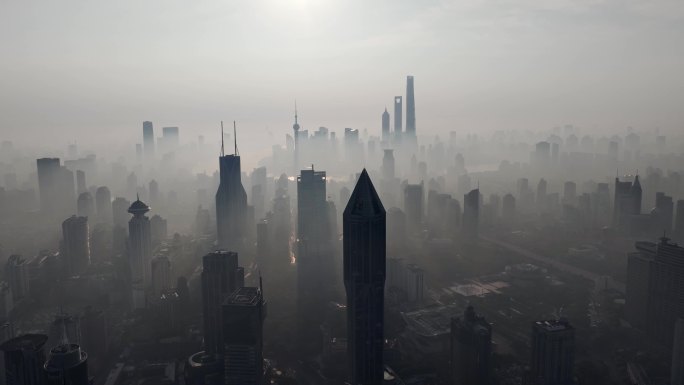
[151,256,171,296]
[143,121,155,158]
[382,108,390,140]
[502,193,516,225]
[75,170,86,195]
[150,214,168,245]
[462,189,480,238]
[76,192,94,218]
[404,182,424,234]
[128,198,152,286]
[450,305,492,385]
[393,96,402,137]
[343,169,386,385]
[5,255,29,302]
[530,319,575,385]
[162,126,180,149]
[36,158,75,218]
[613,175,642,229]
[95,186,112,224]
[222,285,266,385]
[382,149,395,181]
[61,215,90,277]
[653,192,674,235]
[406,76,416,139]
[0,334,48,385]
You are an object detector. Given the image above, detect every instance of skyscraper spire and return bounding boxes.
[221,121,225,157]
[233,121,239,156]
[295,100,298,125]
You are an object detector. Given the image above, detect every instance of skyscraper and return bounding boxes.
[381,108,390,140]
[343,169,386,385]
[405,75,416,138]
[162,126,180,149]
[450,305,492,385]
[530,319,575,385]
[404,183,424,234]
[201,251,242,356]
[37,158,75,218]
[462,188,480,238]
[215,134,248,251]
[43,343,89,385]
[654,192,674,235]
[536,178,548,210]
[393,96,402,136]
[151,255,171,296]
[75,170,86,195]
[626,237,684,345]
[5,255,29,302]
[127,198,152,285]
[675,200,684,242]
[0,334,48,385]
[76,192,94,218]
[143,121,155,158]
[672,318,684,385]
[222,285,266,385]
[37,158,60,214]
[95,186,112,224]
[296,167,333,346]
[61,215,90,277]
[382,149,395,181]
[613,175,642,228]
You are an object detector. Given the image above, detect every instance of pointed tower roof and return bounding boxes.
[344,169,385,217]
[631,174,642,192]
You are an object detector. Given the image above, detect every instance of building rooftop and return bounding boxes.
[225,286,262,306]
[534,318,573,332]
[402,305,461,338]
[0,333,48,351]
[344,169,385,217]
[128,198,150,215]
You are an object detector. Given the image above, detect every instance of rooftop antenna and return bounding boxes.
[233,121,239,156]
[295,100,298,125]
[220,121,225,157]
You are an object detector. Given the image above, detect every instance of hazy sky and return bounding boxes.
[1,0,683,154]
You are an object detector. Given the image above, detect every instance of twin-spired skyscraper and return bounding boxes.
[215,140,248,251]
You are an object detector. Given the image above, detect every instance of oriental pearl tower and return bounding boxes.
[293,102,300,175]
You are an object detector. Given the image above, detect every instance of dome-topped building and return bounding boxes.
[128,195,150,216]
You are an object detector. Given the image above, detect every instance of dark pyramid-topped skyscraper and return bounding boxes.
[216,122,248,251]
[343,169,386,385]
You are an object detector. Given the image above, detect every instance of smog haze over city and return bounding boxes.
[1,1,684,385]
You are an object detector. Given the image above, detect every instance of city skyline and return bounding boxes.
[2,1,684,154]
[2,2,684,384]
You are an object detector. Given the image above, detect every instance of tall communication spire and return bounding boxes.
[221,121,225,156]
[233,121,239,156]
